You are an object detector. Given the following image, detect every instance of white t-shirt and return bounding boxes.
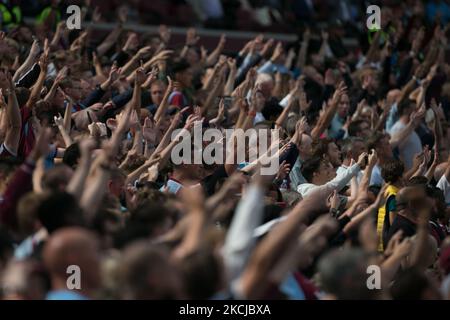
[437,175,450,205]
[389,121,422,170]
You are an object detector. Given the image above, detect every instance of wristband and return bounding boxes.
[248,110,257,117]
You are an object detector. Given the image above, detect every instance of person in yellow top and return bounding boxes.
[0,0,22,31]
[376,159,405,252]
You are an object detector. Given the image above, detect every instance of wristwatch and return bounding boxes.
[330,208,339,218]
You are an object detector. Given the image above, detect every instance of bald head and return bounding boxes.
[396,186,427,214]
[43,227,100,293]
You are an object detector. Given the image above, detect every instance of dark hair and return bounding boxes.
[261,98,283,121]
[390,268,434,299]
[318,248,377,299]
[301,156,323,182]
[120,242,179,299]
[347,120,366,137]
[15,87,30,107]
[41,164,72,192]
[114,201,171,249]
[407,176,429,187]
[381,159,404,184]
[397,99,414,116]
[37,192,85,233]
[171,59,190,75]
[180,249,222,299]
[312,138,334,159]
[62,143,80,168]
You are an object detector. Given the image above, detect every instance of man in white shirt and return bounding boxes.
[297,152,367,198]
[336,137,367,185]
[388,100,423,170]
[436,156,450,205]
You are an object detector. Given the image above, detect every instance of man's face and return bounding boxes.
[327,142,342,167]
[337,94,349,118]
[150,83,165,106]
[315,160,336,184]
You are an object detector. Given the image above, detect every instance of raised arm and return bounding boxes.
[1,73,21,156]
[66,139,95,200]
[25,39,50,109]
[13,39,40,83]
[311,81,346,140]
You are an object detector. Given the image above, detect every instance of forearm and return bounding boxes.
[57,125,73,147]
[326,164,361,193]
[13,56,35,83]
[381,252,406,283]
[343,204,377,234]
[66,154,92,200]
[25,68,46,108]
[154,84,171,123]
[274,99,293,128]
[224,69,237,96]
[311,104,338,140]
[126,157,160,185]
[63,102,72,133]
[201,81,223,116]
[44,82,59,102]
[296,41,308,70]
[96,26,122,57]
[80,167,110,222]
[120,55,140,77]
[223,185,266,281]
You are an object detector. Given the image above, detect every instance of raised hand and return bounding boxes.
[357,152,369,168]
[137,46,152,58]
[275,160,291,181]
[117,5,128,24]
[53,113,64,127]
[332,81,347,105]
[142,116,158,145]
[270,41,284,62]
[367,149,378,168]
[135,67,147,86]
[123,33,139,52]
[30,127,52,161]
[92,6,102,23]
[186,27,200,46]
[159,24,171,44]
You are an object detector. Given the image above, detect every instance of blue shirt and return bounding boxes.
[46,290,89,300]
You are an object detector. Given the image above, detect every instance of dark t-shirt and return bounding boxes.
[385,214,417,245]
